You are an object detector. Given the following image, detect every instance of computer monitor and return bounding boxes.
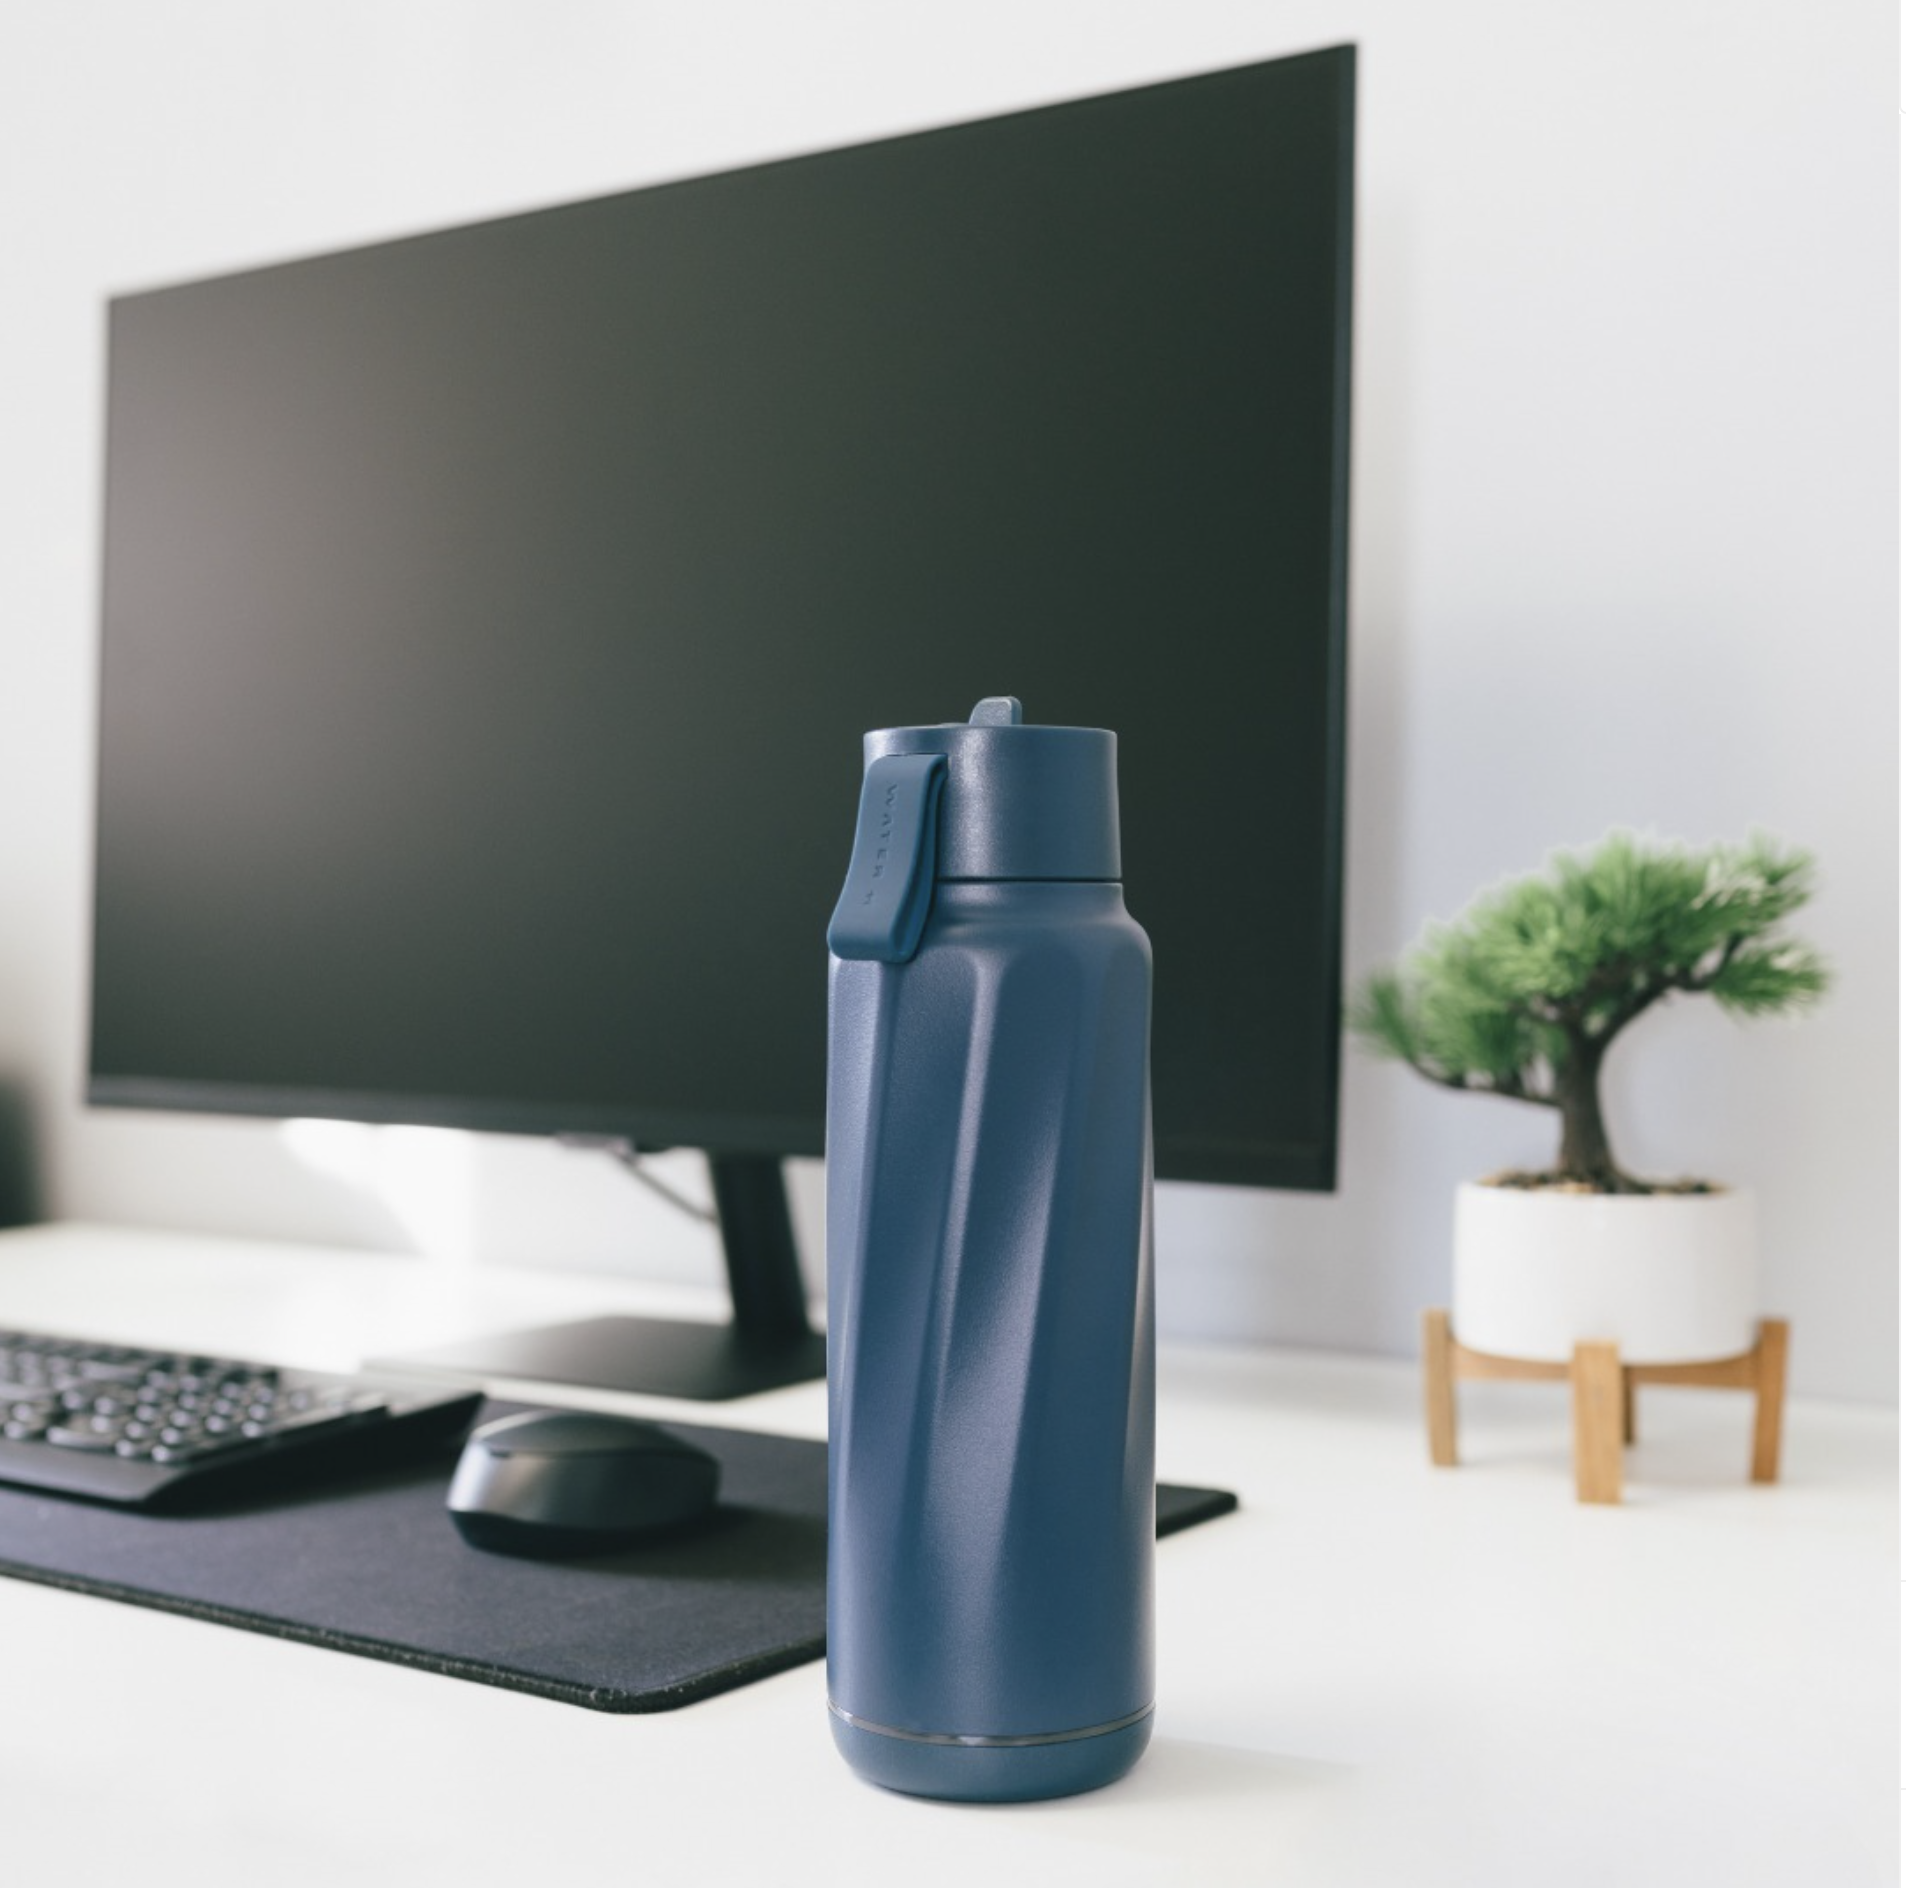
[89,46,1355,1398]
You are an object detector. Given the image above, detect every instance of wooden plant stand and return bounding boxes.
[1421,1309,1790,1505]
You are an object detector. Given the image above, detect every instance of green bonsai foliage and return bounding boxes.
[1350,831,1829,1193]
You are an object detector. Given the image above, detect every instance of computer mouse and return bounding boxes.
[447,1409,720,1558]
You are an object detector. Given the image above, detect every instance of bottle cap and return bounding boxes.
[827,700,1122,963]
[867,698,1121,884]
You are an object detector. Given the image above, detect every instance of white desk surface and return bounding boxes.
[0,1222,1892,1886]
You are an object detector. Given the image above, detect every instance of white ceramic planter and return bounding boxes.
[1451,1181,1758,1365]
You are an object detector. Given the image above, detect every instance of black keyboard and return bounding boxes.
[0,1328,483,1510]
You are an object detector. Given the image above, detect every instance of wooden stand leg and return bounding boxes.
[1423,1308,1458,1467]
[1750,1317,1790,1484]
[1571,1341,1623,1505]
[1428,1308,1790,1499]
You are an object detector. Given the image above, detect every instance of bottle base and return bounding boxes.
[827,1702,1153,1803]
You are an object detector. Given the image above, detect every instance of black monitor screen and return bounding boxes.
[92,47,1353,1194]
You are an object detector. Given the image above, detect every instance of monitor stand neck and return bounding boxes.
[709,1152,814,1340]
[370,1151,829,1403]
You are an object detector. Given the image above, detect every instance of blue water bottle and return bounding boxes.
[824,696,1155,1803]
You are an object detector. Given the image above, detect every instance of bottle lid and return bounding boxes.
[867,697,1121,883]
[828,700,1121,963]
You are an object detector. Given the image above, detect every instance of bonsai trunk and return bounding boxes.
[1551,1038,1640,1192]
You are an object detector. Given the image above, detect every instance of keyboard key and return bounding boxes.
[46,1423,128,1451]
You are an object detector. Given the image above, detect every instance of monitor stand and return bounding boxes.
[374,1152,828,1401]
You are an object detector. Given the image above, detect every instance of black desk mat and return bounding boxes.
[0,1403,1236,1712]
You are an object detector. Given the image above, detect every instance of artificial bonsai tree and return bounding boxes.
[1351,831,1828,1194]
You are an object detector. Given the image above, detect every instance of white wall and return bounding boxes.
[0,2,1894,1400]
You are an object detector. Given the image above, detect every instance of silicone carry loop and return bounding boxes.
[825,753,947,964]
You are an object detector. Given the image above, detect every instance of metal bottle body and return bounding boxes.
[826,878,1155,1802]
